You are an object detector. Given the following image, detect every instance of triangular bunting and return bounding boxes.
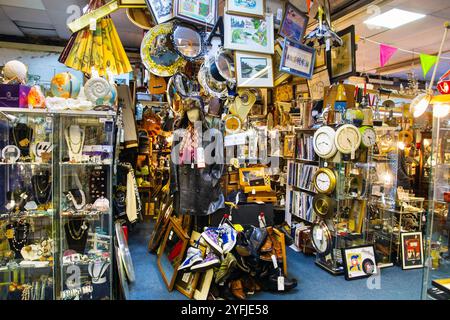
[380,44,397,67]
[306,0,312,13]
[420,54,438,77]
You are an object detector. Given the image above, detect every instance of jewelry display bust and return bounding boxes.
[64,219,90,253]
[64,125,85,162]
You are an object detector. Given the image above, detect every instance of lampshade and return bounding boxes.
[411,93,432,118]
[433,102,450,118]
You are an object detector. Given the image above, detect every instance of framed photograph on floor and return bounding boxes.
[401,232,424,270]
[173,0,218,27]
[327,25,356,83]
[226,0,265,18]
[193,269,214,300]
[235,51,274,88]
[274,42,291,86]
[145,0,173,24]
[308,68,330,101]
[224,13,275,54]
[342,245,378,281]
[280,38,316,79]
[278,2,309,44]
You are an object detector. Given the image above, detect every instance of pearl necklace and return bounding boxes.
[64,125,85,156]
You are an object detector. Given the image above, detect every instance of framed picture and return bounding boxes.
[327,25,356,83]
[118,0,146,7]
[314,47,326,71]
[235,51,274,88]
[284,134,296,159]
[342,245,378,281]
[401,232,424,270]
[224,13,275,54]
[173,0,218,27]
[193,269,214,300]
[145,0,173,24]
[280,38,316,80]
[266,0,284,29]
[226,0,265,18]
[278,2,309,44]
[308,68,330,101]
[274,42,291,86]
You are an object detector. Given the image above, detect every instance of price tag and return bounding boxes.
[326,38,331,51]
[196,147,205,168]
[258,214,266,228]
[271,255,278,269]
[277,276,285,291]
[90,18,97,31]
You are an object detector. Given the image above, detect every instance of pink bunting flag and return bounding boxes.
[380,44,398,67]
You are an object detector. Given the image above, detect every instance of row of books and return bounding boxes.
[289,190,316,223]
[287,162,318,192]
[296,133,318,161]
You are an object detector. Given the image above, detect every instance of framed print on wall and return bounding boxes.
[226,0,265,18]
[401,232,424,270]
[224,13,275,54]
[145,0,173,24]
[308,68,330,101]
[280,38,316,80]
[274,42,291,86]
[314,47,326,71]
[342,245,378,281]
[327,25,356,83]
[235,51,274,88]
[278,2,309,44]
[174,0,218,27]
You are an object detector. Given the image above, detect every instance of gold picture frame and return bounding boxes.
[274,42,291,87]
[283,134,296,159]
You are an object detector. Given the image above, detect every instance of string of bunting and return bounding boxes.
[358,35,450,77]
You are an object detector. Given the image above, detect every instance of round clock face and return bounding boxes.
[224,115,242,134]
[335,124,362,154]
[312,221,331,254]
[313,126,337,159]
[313,168,336,194]
[313,194,335,218]
[360,127,376,148]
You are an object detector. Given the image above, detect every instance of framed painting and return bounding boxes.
[280,38,316,79]
[226,0,265,18]
[401,232,424,270]
[308,68,330,101]
[278,2,309,44]
[327,25,356,83]
[235,51,274,88]
[274,42,291,86]
[224,13,275,54]
[173,0,218,27]
[342,245,378,281]
[145,0,173,24]
[283,134,296,159]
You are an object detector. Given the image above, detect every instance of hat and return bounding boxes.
[126,8,154,30]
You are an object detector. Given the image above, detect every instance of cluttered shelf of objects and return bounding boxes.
[0,0,449,302]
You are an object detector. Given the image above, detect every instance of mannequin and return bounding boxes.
[170,98,224,229]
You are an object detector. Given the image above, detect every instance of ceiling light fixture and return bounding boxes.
[364,9,425,29]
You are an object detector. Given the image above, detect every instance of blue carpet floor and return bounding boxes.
[128,220,424,300]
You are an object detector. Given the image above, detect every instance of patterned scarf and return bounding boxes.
[179,125,200,165]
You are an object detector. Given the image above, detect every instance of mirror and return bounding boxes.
[115,221,136,283]
[157,217,189,291]
[198,61,228,99]
[172,25,203,60]
[214,48,235,82]
[148,199,173,253]
[173,73,200,98]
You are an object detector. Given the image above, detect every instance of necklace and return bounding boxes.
[32,175,51,205]
[67,220,88,240]
[64,126,85,155]
[11,222,29,251]
[12,124,32,152]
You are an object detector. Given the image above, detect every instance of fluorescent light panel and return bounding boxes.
[364,8,426,29]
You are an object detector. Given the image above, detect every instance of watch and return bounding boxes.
[312,194,336,219]
[335,124,362,155]
[359,126,376,148]
[311,220,332,255]
[313,168,336,194]
[313,126,337,159]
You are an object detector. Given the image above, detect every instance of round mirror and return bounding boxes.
[198,62,228,99]
[172,25,203,60]
[215,48,235,82]
[173,73,200,98]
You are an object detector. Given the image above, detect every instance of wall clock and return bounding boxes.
[313,168,336,194]
[311,219,332,255]
[359,126,376,148]
[335,124,361,156]
[313,126,337,159]
[312,194,336,219]
[224,115,242,134]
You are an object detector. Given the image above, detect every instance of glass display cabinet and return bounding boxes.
[422,96,450,300]
[0,109,55,300]
[56,111,114,300]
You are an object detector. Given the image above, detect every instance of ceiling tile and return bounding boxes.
[1,5,51,24]
[0,6,24,37]
[0,0,44,10]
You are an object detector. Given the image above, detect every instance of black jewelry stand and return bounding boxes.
[64,219,90,253]
[10,123,34,157]
[6,222,31,258]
